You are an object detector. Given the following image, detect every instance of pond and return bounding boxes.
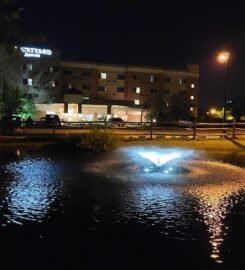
[0,147,244,270]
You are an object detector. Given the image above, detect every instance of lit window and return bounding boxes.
[134,100,140,105]
[28,78,32,86]
[150,75,157,82]
[179,78,182,84]
[166,102,169,107]
[136,87,140,93]
[190,107,194,111]
[190,95,194,100]
[51,81,55,87]
[191,84,195,88]
[100,73,107,79]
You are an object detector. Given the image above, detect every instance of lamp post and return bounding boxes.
[217,51,230,124]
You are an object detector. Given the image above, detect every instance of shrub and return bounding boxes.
[79,129,118,151]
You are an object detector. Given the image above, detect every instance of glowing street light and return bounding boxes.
[217,52,230,63]
[217,51,230,124]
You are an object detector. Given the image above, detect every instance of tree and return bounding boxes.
[1,83,37,119]
[170,92,192,120]
[147,91,170,122]
[231,97,245,121]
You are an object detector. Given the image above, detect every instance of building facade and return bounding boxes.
[0,45,199,122]
[57,61,199,121]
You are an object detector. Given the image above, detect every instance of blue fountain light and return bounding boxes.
[119,146,194,175]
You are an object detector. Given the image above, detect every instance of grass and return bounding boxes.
[0,134,245,152]
[117,137,245,152]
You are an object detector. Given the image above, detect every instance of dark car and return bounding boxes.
[106,117,126,128]
[0,115,23,135]
[41,114,61,127]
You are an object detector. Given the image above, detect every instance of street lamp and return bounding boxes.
[217,51,230,123]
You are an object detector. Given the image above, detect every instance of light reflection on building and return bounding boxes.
[5,159,62,223]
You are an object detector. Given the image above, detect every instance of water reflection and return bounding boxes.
[117,184,195,238]
[88,153,245,264]
[2,158,63,224]
[185,182,244,264]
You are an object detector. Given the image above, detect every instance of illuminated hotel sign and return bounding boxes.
[20,47,52,58]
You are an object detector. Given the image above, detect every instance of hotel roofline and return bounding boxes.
[61,60,199,78]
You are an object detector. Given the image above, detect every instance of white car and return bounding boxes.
[178,118,193,128]
[106,117,126,128]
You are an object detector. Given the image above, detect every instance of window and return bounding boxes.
[23,78,28,85]
[83,84,91,90]
[191,83,195,88]
[117,74,125,80]
[83,71,92,77]
[150,75,157,82]
[179,91,186,94]
[190,95,194,100]
[162,90,170,95]
[133,75,137,80]
[28,78,32,86]
[150,89,157,94]
[51,80,59,87]
[98,86,106,92]
[164,77,170,83]
[134,100,140,105]
[63,70,72,75]
[99,72,107,79]
[33,94,39,98]
[180,78,187,84]
[51,66,59,72]
[117,87,124,93]
[133,87,141,94]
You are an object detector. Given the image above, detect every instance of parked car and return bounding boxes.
[40,114,61,127]
[0,115,23,135]
[106,117,126,128]
[178,117,195,128]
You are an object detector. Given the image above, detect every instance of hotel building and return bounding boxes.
[0,45,199,122]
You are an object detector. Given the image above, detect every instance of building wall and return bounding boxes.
[0,45,61,105]
[60,61,199,117]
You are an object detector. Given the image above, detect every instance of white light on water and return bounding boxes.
[138,151,181,167]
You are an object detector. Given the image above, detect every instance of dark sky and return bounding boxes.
[20,0,245,109]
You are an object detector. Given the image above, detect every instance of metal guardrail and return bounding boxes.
[9,120,243,139]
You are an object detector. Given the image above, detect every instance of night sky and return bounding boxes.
[20,0,245,109]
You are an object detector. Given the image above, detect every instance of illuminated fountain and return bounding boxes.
[83,146,245,264]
